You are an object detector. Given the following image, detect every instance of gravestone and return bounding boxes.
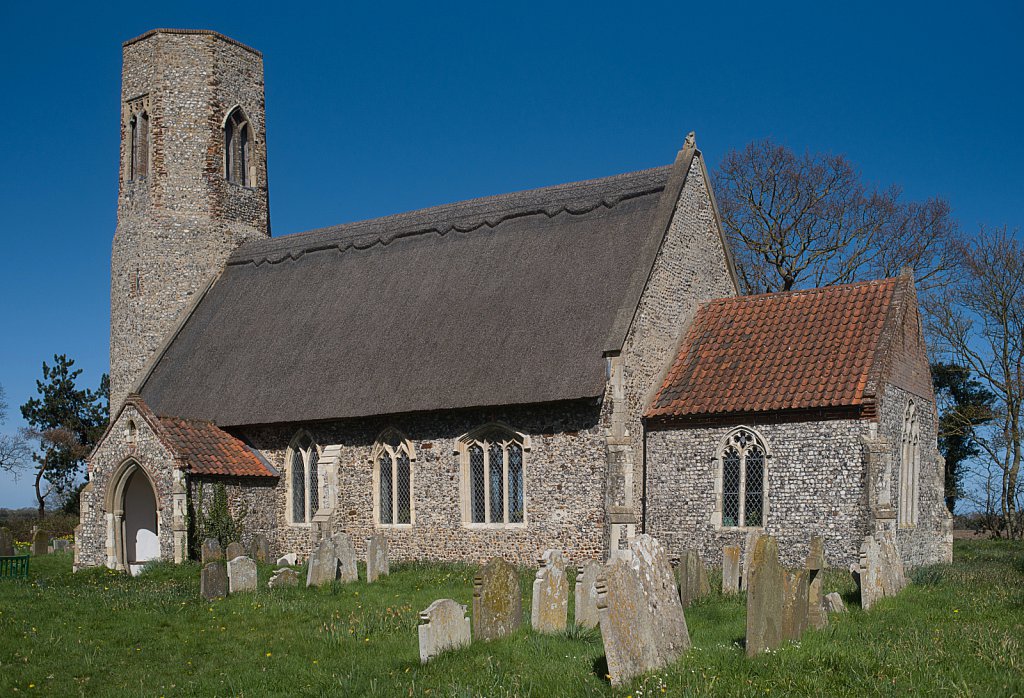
[805,535,828,630]
[268,568,299,589]
[135,530,160,563]
[201,538,223,565]
[745,535,785,657]
[781,568,809,642]
[418,599,471,663]
[740,530,762,591]
[722,545,741,594]
[276,553,297,566]
[225,541,246,562]
[857,531,908,610]
[250,534,270,563]
[824,592,846,613]
[877,530,908,595]
[573,561,601,629]
[531,549,568,633]
[366,534,389,583]
[31,530,49,556]
[228,555,258,593]
[0,527,14,556]
[51,539,72,553]
[307,536,340,587]
[472,557,522,641]
[332,532,359,583]
[631,535,690,658]
[676,548,710,608]
[201,562,228,600]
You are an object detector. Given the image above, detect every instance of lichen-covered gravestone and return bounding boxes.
[418,599,471,663]
[676,548,710,608]
[472,557,522,641]
[531,549,568,633]
[333,532,359,583]
[781,568,809,642]
[201,562,228,600]
[857,531,908,610]
[632,535,690,658]
[740,530,762,592]
[805,535,828,630]
[745,534,785,657]
[201,538,223,565]
[366,534,389,583]
[250,534,270,563]
[824,592,846,613]
[268,568,299,589]
[0,527,16,556]
[225,541,246,562]
[31,530,49,556]
[228,555,257,593]
[573,560,601,629]
[306,536,340,587]
[722,545,741,594]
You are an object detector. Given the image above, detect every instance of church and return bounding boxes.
[75,29,952,574]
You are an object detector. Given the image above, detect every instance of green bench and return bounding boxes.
[0,555,29,580]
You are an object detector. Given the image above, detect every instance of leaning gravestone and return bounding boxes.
[677,548,710,608]
[472,557,522,641]
[824,592,846,613]
[268,568,299,589]
[201,538,223,565]
[632,535,690,658]
[307,537,340,587]
[418,599,471,663]
[740,530,762,591]
[745,534,785,657]
[250,534,270,563]
[531,549,568,633]
[228,555,258,593]
[573,560,601,629]
[277,553,297,566]
[857,530,908,610]
[366,534,389,583]
[781,568,810,642]
[201,562,228,601]
[722,544,741,594]
[805,535,828,630]
[0,527,14,556]
[877,530,908,595]
[332,532,359,583]
[225,541,246,562]
[31,530,49,556]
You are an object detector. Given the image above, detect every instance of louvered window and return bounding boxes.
[460,427,527,526]
[288,432,321,524]
[374,430,414,526]
[718,428,768,528]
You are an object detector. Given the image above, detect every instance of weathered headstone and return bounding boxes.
[805,535,828,630]
[31,530,49,556]
[631,535,690,658]
[332,532,358,583]
[824,592,846,613]
[228,555,258,593]
[201,562,228,600]
[781,568,810,642]
[418,599,471,663]
[201,538,223,565]
[0,527,14,556]
[531,549,568,633]
[51,539,72,553]
[306,536,340,587]
[877,530,908,595]
[573,561,601,629]
[857,530,908,610]
[472,557,522,641]
[745,535,785,657]
[676,548,710,608]
[722,544,741,594]
[740,530,762,591]
[366,534,389,583]
[276,553,297,566]
[268,568,299,589]
[225,541,246,562]
[250,534,270,563]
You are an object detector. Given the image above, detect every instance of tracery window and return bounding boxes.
[224,107,254,186]
[129,110,149,180]
[287,431,320,524]
[373,430,414,526]
[899,401,920,527]
[717,427,768,528]
[459,425,527,526]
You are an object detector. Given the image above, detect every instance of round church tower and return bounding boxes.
[110,29,271,413]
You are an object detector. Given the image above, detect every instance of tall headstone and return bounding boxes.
[225,541,246,561]
[31,530,49,556]
[332,532,358,583]
[676,548,711,608]
[805,535,828,630]
[306,536,340,587]
[531,549,568,633]
[745,535,785,657]
[631,535,691,658]
[227,555,258,593]
[0,527,16,556]
[722,545,741,594]
[201,562,228,600]
[250,534,270,563]
[781,568,810,642]
[573,561,601,629]
[740,530,762,591]
[268,568,299,589]
[472,557,522,641]
[201,538,223,565]
[857,531,908,610]
[366,534,389,583]
[418,599,471,663]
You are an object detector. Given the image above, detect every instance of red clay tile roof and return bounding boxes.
[646,277,901,420]
[157,416,277,478]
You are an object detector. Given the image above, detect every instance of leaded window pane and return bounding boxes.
[308,448,320,517]
[291,449,305,523]
[489,442,505,523]
[722,446,741,527]
[508,443,523,523]
[745,447,764,527]
[470,445,485,523]
[396,450,411,524]
[379,453,393,524]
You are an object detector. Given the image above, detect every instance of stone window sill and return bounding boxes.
[462,523,527,530]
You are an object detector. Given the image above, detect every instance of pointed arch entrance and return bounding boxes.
[105,460,161,572]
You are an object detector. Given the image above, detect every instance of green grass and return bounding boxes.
[0,540,1021,696]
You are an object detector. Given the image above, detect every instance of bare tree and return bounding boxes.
[0,385,30,474]
[715,139,959,293]
[925,227,1024,538]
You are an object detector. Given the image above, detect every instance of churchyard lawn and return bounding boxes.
[0,540,1021,696]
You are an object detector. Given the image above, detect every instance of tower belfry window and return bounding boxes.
[224,107,254,186]
[129,111,149,180]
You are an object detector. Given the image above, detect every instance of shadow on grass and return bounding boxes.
[591,654,609,683]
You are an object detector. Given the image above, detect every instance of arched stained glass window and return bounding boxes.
[718,427,768,528]
[373,430,414,526]
[460,426,527,526]
[288,432,320,524]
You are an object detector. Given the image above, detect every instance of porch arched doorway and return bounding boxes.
[107,461,161,573]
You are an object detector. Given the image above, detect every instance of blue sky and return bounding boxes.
[0,1,1021,507]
